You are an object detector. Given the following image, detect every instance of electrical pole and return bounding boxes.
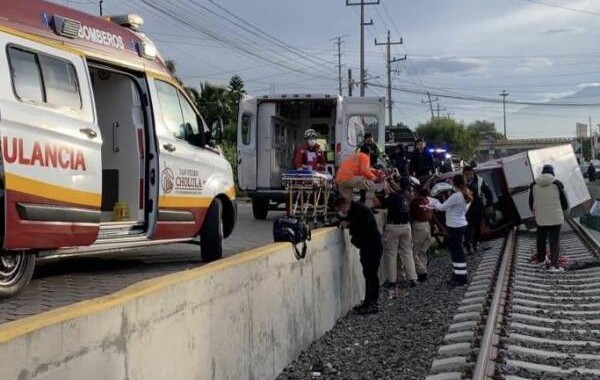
[421,91,438,121]
[99,0,104,16]
[331,36,348,96]
[590,116,594,160]
[348,68,353,97]
[436,103,447,121]
[500,90,509,139]
[346,0,379,97]
[375,30,406,128]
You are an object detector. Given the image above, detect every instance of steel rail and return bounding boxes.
[472,227,516,380]
[568,218,600,258]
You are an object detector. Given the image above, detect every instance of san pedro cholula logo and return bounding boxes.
[161,167,175,194]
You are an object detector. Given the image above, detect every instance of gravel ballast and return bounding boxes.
[277,251,485,380]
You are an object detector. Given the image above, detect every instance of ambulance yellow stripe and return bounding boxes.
[225,186,236,200]
[5,173,101,208]
[158,195,212,209]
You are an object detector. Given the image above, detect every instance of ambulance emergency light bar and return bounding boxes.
[106,14,144,31]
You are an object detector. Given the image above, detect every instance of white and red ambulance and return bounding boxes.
[0,0,237,297]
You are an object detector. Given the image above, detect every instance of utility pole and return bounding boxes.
[436,103,447,121]
[500,90,509,139]
[331,36,348,96]
[590,116,595,160]
[99,0,104,16]
[346,0,379,97]
[348,68,353,97]
[421,91,438,121]
[375,30,406,128]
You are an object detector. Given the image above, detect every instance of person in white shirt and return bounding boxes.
[426,174,473,286]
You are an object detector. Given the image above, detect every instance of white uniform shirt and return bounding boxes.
[435,192,471,228]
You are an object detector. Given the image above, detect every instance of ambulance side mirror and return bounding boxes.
[210,118,224,145]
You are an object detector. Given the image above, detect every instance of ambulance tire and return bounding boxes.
[252,198,269,220]
[0,251,35,299]
[201,199,224,262]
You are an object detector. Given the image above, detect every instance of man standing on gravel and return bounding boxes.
[334,196,383,315]
[463,165,493,255]
[529,164,569,272]
[381,177,417,288]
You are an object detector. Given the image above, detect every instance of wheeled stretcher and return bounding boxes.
[281,169,334,223]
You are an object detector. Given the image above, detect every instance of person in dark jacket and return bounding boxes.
[462,165,494,254]
[334,196,383,314]
[588,162,596,182]
[409,138,434,180]
[381,177,416,288]
[358,133,382,167]
[529,164,569,272]
[389,144,409,176]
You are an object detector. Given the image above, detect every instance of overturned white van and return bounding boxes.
[237,94,385,219]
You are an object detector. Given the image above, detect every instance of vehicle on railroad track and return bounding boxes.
[0,0,237,298]
[430,144,591,241]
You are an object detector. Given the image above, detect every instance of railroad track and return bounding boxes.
[427,221,600,380]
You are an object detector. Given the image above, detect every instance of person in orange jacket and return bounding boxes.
[293,129,326,171]
[336,145,384,207]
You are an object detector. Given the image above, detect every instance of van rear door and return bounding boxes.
[237,96,257,191]
[0,39,102,249]
[336,96,385,165]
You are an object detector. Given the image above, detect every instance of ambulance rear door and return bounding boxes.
[336,96,385,165]
[0,37,102,249]
[237,96,257,191]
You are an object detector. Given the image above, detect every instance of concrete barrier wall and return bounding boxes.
[0,227,368,380]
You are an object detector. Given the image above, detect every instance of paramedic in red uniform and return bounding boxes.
[293,129,326,171]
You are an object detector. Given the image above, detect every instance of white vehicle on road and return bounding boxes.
[0,0,237,297]
[237,94,385,219]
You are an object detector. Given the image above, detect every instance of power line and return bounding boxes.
[368,82,600,107]
[136,0,335,82]
[517,0,600,17]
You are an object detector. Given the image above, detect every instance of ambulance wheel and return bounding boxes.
[252,198,269,220]
[201,199,224,262]
[0,251,35,299]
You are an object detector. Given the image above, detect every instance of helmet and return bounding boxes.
[304,129,317,139]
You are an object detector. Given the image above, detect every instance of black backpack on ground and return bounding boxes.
[273,217,312,260]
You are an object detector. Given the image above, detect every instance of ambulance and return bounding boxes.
[237,94,385,219]
[0,0,237,297]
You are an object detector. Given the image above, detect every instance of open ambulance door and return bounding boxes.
[0,44,102,249]
[336,96,386,165]
[237,96,257,191]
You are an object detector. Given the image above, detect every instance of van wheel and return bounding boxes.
[252,198,269,220]
[201,199,223,262]
[0,251,35,299]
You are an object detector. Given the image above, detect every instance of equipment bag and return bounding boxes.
[273,217,312,260]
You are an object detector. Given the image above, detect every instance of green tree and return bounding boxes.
[467,120,504,140]
[198,81,231,125]
[416,118,479,160]
[224,75,247,143]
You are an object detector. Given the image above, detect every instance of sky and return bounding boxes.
[50,0,600,138]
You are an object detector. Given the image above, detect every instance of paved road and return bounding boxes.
[0,203,284,324]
